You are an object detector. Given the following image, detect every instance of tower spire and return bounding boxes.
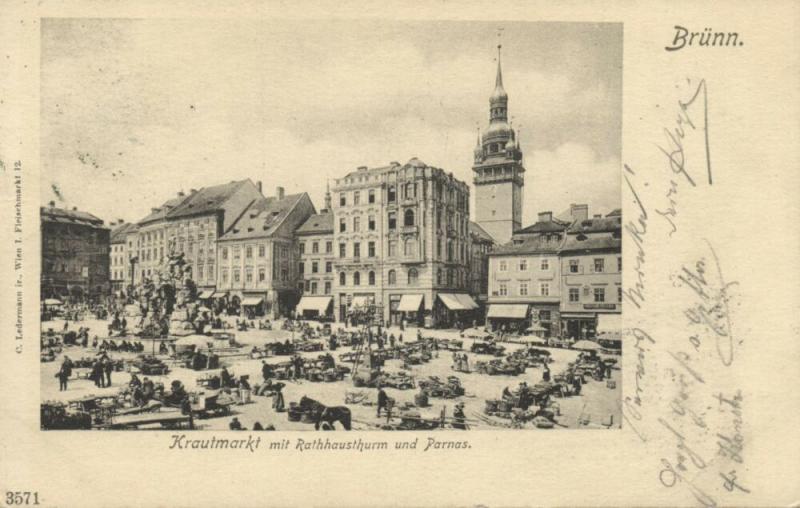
[496,43,503,88]
[324,179,332,211]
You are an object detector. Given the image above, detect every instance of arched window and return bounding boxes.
[388,269,396,285]
[407,268,418,285]
[339,272,346,286]
[353,271,361,286]
[404,209,415,227]
[368,271,375,285]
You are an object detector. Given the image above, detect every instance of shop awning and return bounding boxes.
[439,293,468,310]
[211,291,228,298]
[43,298,62,306]
[596,313,622,335]
[486,304,529,319]
[397,294,424,312]
[455,293,479,310]
[350,296,370,308]
[241,297,263,306]
[296,296,333,314]
[198,290,214,299]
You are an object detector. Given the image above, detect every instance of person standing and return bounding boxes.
[272,384,285,412]
[57,362,70,391]
[452,402,468,430]
[376,385,389,418]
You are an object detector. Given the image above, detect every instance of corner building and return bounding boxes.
[331,158,475,327]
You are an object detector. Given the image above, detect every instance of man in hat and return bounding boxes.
[376,384,389,418]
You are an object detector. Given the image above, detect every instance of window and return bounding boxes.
[388,212,396,230]
[325,261,332,273]
[405,182,417,199]
[299,243,305,255]
[594,287,605,302]
[233,247,240,260]
[339,272,346,286]
[353,217,360,232]
[437,268,443,285]
[353,191,360,205]
[388,270,396,285]
[404,209,415,227]
[368,241,375,257]
[519,282,528,296]
[368,189,375,203]
[353,242,361,258]
[569,259,579,273]
[437,239,442,258]
[198,266,204,280]
[281,268,288,281]
[298,262,304,275]
[312,261,318,273]
[324,281,331,295]
[499,283,508,296]
[353,272,361,286]
[388,241,397,257]
[569,288,580,302]
[499,260,508,272]
[312,242,319,254]
[246,246,253,258]
[259,268,266,282]
[618,286,623,302]
[310,282,318,295]
[368,271,375,285]
[407,268,418,285]
[519,259,528,271]
[540,283,550,296]
[222,269,229,284]
[594,258,604,273]
[339,193,346,206]
[618,257,622,272]
[368,215,376,231]
[325,241,332,254]
[404,239,416,257]
[388,186,396,202]
[233,268,241,283]
[541,258,549,270]
[258,245,265,257]
[339,243,346,258]
[245,268,253,283]
[339,218,346,233]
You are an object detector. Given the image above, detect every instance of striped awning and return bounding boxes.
[486,304,529,319]
[438,293,479,311]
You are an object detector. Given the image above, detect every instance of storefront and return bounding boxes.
[295,295,334,321]
[561,313,596,340]
[436,293,479,328]
[392,293,425,327]
[596,313,622,352]
[486,304,530,332]
[528,304,560,338]
[241,296,265,318]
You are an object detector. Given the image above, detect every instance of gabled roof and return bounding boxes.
[490,235,563,256]
[219,193,305,241]
[567,215,622,234]
[138,194,189,225]
[469,221,495,244]
[296,211,334,236]
[110,222,138,243]
[166,179,250,219]
[606,209,622,217]
[41,206,106,229]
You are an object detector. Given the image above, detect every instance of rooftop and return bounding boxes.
[41,205,106,229]
[491,235,564,256]
[110,222,138,243]
[516,218,571,235]
[137,194,190,225]
[469,221,495,244]
[219,193,306,241]
[296,211,334,236]
[567,215,622,234]
[166,179,250,219]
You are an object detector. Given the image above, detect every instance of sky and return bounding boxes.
[40,18,622,226]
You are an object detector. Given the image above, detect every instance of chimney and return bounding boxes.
[276,186,285,200]
[570,203,589,222]
[538,211,553,223]
[390,161,400,167]
[357,166,368,172]
[190,188,198,194]
[118,219,124,224]
[256,180,263,193]
[49,201,55,208]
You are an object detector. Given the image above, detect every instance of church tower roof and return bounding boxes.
[490,45,508,103]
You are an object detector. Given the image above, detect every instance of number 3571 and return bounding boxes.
[5,492,39,506]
